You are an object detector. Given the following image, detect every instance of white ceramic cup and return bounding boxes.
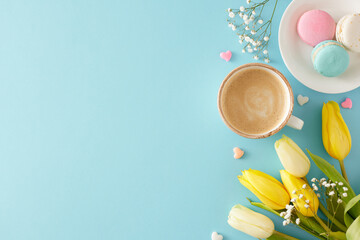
[218,63,303,139]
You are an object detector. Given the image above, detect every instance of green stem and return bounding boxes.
[319,203,347,232]
[314,214,332,233]
[272,230,299,240]
[339,160,349,183]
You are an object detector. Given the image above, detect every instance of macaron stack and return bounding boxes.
[297,10,360,77]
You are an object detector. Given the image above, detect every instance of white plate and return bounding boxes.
[279,0,360,94]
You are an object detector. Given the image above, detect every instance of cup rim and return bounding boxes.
[217,63,294,139]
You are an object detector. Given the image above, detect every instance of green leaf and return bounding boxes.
[267,234,289,240]
[328,231,347,240]
[296,211,327,238]
[347,216,360,240]
[326,194,346,226]
[307,151,360,219]
[247,198,280,216]
[344,195,360,227]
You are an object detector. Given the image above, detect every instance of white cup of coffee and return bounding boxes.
[218,63,303,139]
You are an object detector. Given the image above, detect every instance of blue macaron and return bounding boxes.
[312,40,349,77]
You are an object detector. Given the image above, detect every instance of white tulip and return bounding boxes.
[228,204,274,239]
[275,135,310,177]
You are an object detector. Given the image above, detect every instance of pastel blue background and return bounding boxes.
[0,0,359,239]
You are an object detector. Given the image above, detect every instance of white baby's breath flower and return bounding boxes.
[258,19,263,24]
[331,183,336,187]
[292,190,296,194]
[264,36,269,41]
[284,213,291,219]
[247,48,253,53]
[302,184,307,189]
[264,58,270,63]
[245,36,251,42]
[286,205,294,210]
[313,185,318,191]
[254,47,257,51]
[252,11,256,15]
[244,20,250,25]
[343,187,348,191]
[240,6,245,12]
[243,14,248,20]
[291,198,296,203]
[305,199,310,203]
[263,50,268,54]
[249,16,255,21]
[242,49,246,53]
[227,8,231,12]
[325,183,331,188]
[296,218,300,225]
[329,191,335,196]
[246,0,251,4]
[245,26,250,30]
[343,193,348,197]
[322,181,327,186]
[304,204,310,209]
[338,182,344,186]
[229,12,235,18]
[299,194,304,199]
[253,55,259,60]
[320,178,326,182]
[280,212,286,217]
[251,30,256,35]
[317,193,321,198]
[239,12,244,17]
[228,23,233,28]
[337,199,343,204]
[239,40,243,44]
[283,220,288,226]
[311,178,317,182]
[232,25,236,31]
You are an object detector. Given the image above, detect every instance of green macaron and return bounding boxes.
[312,40,349,77]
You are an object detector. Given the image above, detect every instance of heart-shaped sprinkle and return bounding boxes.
[233,147,244,159]
[211,232,223,240]
[341,98,352,109]
[297,94,309,106]
[220,50,232,62]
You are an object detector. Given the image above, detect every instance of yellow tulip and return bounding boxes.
[238,169,290,210]
[280,170,319,217]
[322,101,351,161]
[275,135,310,178]
[228,204,275,239]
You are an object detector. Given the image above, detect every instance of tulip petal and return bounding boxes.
[238,175,285,210]
[238,170,290,210]
[243,170,290,208]
[322,101,351,161]
[275,135,310,177]
[228,205,274,239]
[280,170,319,217]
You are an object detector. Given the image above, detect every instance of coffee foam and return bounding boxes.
[220,67,290,136]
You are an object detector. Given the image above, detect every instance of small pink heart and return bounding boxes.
[233,147,244,159]
[341,98,352,109]
[220,50,232,62]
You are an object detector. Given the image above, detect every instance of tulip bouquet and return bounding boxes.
[228,101,360,240]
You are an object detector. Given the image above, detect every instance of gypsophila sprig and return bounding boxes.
[226,0,278,62]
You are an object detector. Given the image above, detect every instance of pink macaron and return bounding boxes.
[297,10,336,47]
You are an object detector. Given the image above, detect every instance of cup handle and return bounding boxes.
[286,115,304,130]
